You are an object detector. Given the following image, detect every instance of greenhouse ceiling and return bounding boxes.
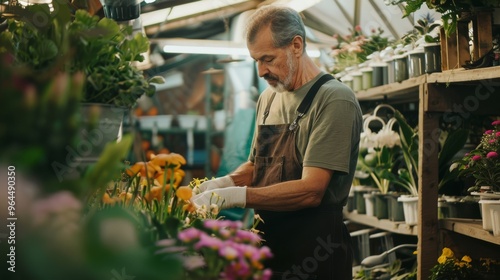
[136,0,440,71]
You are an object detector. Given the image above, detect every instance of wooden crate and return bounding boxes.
[440,10,493,70]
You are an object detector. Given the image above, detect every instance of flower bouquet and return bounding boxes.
[156,219,273,280]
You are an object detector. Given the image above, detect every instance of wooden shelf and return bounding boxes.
[439,218,500,246]
[428,66,500,84]
[344,211,418,236]
[356,75,424,102]
[352,66,500,279]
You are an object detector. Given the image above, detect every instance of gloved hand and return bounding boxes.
[191,186,246,209]
[195,175,234,194]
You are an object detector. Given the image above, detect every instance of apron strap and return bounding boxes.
[262,92,277,125]
[289,74,334,131]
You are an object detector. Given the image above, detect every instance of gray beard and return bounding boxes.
[270,50,296,93]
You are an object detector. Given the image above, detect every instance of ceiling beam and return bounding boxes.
[144,0,260,36]
[397,3,414,26]
[333,0,353,26]
[353,0,361,27]
[141,0,202,13]
[302,10,337,37]
[367,0,400,39]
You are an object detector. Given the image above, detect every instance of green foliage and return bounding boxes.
[0,54,85,190]
[394,109,469,194]
[1,2,164,108]
[386,0,500,37]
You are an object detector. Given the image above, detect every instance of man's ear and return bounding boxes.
[291,35,304,56]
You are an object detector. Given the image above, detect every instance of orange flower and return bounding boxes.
[102,193,116,205]
[150,153,186,168]
[126,161,147,176]
[144,186,164,202]
[182,202,197,213]
[155,169,185,187]
[126,161,162,178]
[176,186,193,200]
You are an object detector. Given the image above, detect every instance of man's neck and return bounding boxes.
[289,55,322,91]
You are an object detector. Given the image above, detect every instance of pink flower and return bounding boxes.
[234,229,262,244]
[178,227,203,243]
[258,246,273,259]
[487,152,499,159]
[485,130,493,135]
[490,139,497,144]
[194,233,223,250]
[496,132,500,137]
[355,25,362,32]
[261,268,273,280]
[472,155,482,161]
[491,120,500,126]
[219,245,239,260]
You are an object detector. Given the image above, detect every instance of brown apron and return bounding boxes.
[252,75,353,280]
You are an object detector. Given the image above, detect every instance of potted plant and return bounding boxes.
[1,2,164,108]
[392,107,469,224]
[385,0,500,37]
[453,119,500,230]
[1,1,164,159]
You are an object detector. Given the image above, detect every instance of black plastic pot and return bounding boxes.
[102,1,141,21]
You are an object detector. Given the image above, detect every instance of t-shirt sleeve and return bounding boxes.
[302,97,360,174]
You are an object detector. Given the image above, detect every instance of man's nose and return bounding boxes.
[256,61,268,77]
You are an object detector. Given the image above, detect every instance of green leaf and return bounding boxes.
[83,134,134,196]
[149,76,166,84]
[438,128,469,169]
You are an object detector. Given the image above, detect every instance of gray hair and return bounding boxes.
[246,5,307,52]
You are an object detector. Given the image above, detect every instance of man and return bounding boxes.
[192,5,362,279]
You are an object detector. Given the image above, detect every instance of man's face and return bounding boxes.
[248,26,298,92]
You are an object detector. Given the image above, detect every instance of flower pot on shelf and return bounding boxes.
[79,103,128,162]
[352,186,377,214]
[386,193,405,222]
[444,196,481,219]
[373,192,388,219]
[423,43,441,73]
[407,47,425,78]
[398,195,418,225]
[364,192,376,217]
[478,199,500,232]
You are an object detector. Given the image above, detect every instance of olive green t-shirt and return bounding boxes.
[248,72,363,206]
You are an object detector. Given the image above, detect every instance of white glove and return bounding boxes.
[192,186,246,209]
[196,176,234,193]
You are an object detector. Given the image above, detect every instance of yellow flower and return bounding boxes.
[461,255,472,263]
[438,255,447,264]
[176,186,193,200]
[441,247,454,259]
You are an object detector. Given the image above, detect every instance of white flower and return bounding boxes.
[376,129,401,148]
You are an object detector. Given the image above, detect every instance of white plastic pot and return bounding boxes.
[398,195,418,225]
